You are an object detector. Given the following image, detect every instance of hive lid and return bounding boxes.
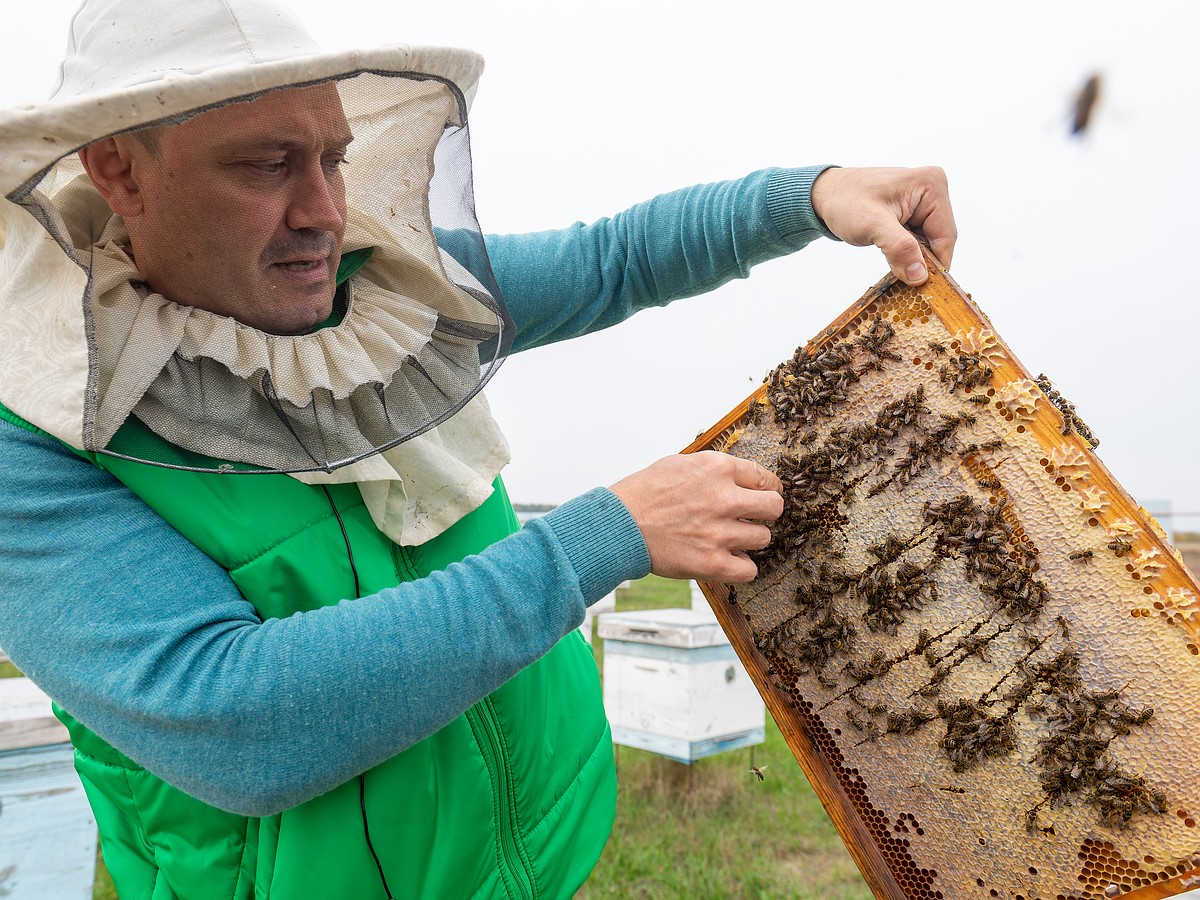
[597,608,732,649]
[688,251,1200,900]
[0,677,69,752]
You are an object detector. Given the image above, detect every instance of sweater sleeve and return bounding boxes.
[0,166,832,815]
[0,418,648,816]
[483,166,835,352]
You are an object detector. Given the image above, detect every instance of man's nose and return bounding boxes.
[286,163,345,234]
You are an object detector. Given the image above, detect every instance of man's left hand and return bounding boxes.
[811,166,956,287]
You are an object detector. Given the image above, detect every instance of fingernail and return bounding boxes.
[905,262,928,283]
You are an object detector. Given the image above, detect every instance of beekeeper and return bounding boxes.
[0,1,956,897]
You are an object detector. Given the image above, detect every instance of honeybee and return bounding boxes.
[749,765,768,782]
[1107,538,1133,557]
[1071,73,1102,137]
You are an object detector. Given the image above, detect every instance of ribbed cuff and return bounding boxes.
[542,487,651,605]
[766,165,841,244]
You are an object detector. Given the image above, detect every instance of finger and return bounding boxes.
[722,519,773,552]
[727,455,783,494]
[705,518,772,554]
[906,197,956,271]
[718,551,759,584]
[873,218,928,286]
[904,170,956,270]
[732,486,784,522]
[917,202,957,270]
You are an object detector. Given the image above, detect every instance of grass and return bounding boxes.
[578,576,870,899]
[83,576,866,898]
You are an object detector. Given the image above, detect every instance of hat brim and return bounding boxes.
[0,45,484,198]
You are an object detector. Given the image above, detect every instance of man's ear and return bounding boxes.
[78,137,145,217]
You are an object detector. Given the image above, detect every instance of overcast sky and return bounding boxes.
[5,1,1198,531]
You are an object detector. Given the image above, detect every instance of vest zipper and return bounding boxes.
[466,698,536,900]
[392,543,421,582]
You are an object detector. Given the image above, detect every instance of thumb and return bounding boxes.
[875,221,928,286]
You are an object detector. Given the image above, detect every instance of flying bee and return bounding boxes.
[1070,72,1102,137]
[1068,550,1094,563]
[749,765,768,782]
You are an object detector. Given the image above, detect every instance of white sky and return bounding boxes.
[5,1,1199,529]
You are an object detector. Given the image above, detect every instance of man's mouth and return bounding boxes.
[275,259,322,271]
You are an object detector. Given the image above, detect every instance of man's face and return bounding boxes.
[114,84,353,335]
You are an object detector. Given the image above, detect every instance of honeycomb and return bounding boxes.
[689,260,1200,899]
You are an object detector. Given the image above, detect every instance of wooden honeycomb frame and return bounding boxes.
[685,253,1200,900]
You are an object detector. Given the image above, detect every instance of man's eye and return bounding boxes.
[254,161,286,174]
[324,156,349,171]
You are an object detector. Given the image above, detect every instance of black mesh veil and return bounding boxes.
[8,70,512,474]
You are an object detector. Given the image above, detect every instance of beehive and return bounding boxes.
[686,253,1200,900]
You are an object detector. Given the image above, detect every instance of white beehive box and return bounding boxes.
[599,607,764,763]
[0,677,96,899]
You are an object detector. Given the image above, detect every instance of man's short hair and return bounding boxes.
[130,126,162,153]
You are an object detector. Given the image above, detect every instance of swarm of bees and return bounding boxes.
[694,266,1200,899]
[1036,373,1100,448]
[734,304,1166,839]
[939,352,993,393]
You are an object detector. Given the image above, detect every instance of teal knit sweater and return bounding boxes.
[0,166,831,815]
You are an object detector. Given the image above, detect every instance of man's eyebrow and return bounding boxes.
[217,133,356,154]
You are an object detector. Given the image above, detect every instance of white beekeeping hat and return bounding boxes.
[0,0,514,544]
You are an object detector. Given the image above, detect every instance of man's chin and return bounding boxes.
[253,288,337,335]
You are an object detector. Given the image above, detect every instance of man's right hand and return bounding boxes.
[610,451,783,584]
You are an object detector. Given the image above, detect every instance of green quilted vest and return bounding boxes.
[40,415,617,900]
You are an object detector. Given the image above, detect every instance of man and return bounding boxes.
[0,1,955,897]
